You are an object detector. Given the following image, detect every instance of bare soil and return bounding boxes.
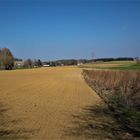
[0,67,130,140]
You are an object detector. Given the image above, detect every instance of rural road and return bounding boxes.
[0,67,122,140]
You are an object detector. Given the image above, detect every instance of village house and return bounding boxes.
[15,60,24,68]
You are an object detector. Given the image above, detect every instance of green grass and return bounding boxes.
[103,64,140,70]
[79,61,140,71]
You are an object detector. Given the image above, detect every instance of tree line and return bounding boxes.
[23,59,43,68]
[0,47,139,70]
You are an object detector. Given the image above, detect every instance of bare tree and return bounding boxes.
[136,58,140,64]
[23,59,33,68]
[37,59,42,67]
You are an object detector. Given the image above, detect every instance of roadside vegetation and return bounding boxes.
[83,69,140,137]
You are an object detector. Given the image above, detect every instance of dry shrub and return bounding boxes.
[83,70,140,108]
[83,69,140,135]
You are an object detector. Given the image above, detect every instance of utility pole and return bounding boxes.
[91,52,95,62]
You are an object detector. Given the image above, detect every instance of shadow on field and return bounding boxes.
[0,102,38,140]
[64,104,134,140]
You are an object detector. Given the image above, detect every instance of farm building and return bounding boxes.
[15,61,24,68]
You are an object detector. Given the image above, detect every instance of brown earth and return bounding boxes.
[0,67,128,140]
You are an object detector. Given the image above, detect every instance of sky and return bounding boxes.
[0,0,140,60]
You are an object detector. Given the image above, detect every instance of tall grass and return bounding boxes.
[83,69,140,135]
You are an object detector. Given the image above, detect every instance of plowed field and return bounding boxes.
[0,67,123,140]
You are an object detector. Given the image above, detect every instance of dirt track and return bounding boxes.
[0,67,124,140]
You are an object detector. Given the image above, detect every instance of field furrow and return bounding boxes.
[0,67,122,140]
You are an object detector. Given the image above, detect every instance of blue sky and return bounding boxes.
[0,0,140,60]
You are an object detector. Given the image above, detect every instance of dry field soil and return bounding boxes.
[0,67,125,140]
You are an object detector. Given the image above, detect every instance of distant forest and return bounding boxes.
[15,57,135,66]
